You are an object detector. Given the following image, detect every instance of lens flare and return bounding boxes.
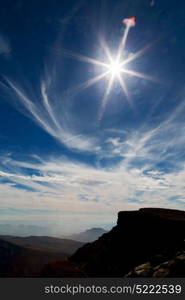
[59,18,159,120]
[108,61,122,76]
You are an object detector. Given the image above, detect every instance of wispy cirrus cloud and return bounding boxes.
[3,73,185,165]
[1,148,185,215]
[2,73,100,153]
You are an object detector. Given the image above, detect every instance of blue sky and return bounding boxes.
[0,0,185,235]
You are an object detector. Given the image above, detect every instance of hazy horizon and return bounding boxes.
[0,217,114,236]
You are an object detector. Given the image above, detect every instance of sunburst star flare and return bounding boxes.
[60,18,158,120]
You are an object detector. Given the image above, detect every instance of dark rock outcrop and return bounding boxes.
[126,251,185,277]
[70,208,185,277]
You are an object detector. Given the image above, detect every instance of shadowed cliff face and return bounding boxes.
[70,208,185,277]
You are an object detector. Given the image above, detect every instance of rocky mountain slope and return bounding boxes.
[69,208,185,277]
[0,236,84,277]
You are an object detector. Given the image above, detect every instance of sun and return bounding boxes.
[108,60,122,76]
[62,23,156,120]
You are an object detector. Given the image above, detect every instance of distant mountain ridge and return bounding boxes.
[0,236,84,277]
[0,235,84,255]
[68,228,107,242]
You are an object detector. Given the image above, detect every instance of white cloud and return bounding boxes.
[4,77,100,153]
[1,153,185,213]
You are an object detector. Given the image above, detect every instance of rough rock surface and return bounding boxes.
[70,208,185,277]
[126,251,185,277]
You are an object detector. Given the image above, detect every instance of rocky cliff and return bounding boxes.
[70,208,185,277]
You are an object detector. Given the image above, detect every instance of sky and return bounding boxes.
[0,0,185,236]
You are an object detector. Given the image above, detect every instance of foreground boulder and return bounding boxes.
[126,251,185,277]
